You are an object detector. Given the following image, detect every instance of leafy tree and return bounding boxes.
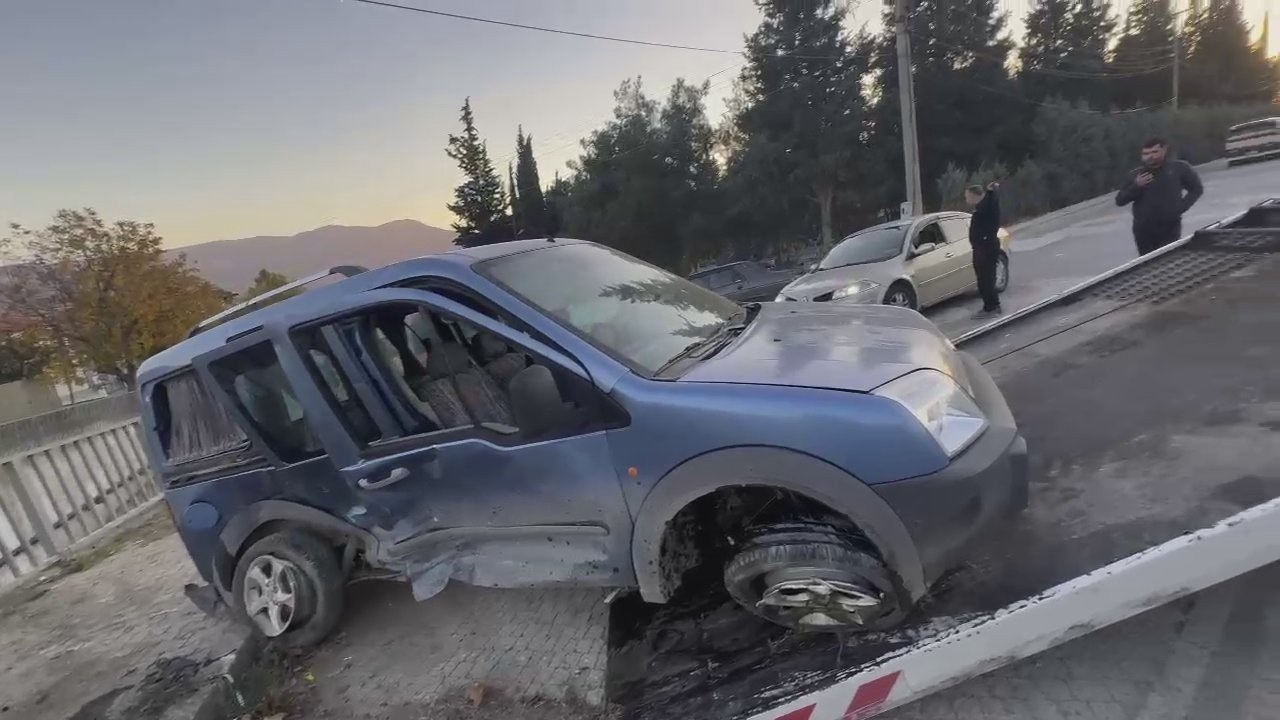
[242,268,290,299]
[515,128,551,236]
[561,77,720,272]
[0,331,51,383]
[445,98,507,244]
[0,209,228,388]
[1110,0,1176,109]
[1182,0,1276,105]
[730,0,875,251]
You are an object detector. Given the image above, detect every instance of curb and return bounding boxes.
[193,634,269,720]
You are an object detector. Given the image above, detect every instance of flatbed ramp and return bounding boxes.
[613,199,1280,720]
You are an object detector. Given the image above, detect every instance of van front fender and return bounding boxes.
[630,446,926,605]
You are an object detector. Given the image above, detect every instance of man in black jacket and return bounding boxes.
[1116,137,1204,256]
[966,181,1002,317]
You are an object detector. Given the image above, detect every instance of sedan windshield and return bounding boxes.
[479,243,741,376]
[818,226,908,270]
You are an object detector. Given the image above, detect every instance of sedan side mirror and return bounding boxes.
[912,242,938,257]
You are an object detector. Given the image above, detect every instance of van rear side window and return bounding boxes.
[208,342,325,464]
[153,371,248,464]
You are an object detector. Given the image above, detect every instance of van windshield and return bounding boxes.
[479,243,741,376]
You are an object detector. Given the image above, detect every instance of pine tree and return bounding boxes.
[1110,0,1175,109]
[1020,0,1076,102]
[1183,0,1276,105]
[444,98,506,242]
[515,128,550,237]
[1063,0,1116,109]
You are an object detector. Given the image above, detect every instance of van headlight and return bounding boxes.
[874,370,987,457]
[832,280,881,301]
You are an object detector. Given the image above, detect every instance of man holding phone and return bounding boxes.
[1116,137,1204,256]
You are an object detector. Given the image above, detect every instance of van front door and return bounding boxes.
[277,288,633,599]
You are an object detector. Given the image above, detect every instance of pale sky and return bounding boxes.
[2,0,1273,249]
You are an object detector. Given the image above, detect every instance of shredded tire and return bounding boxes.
[724,529,906,632]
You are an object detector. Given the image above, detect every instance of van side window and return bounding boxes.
[294,327,380,444]
[446,316,625,441]
[208,342,324,464]
[340,304,489,435]
[152,370,248,464]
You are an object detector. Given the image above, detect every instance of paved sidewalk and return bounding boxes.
[289,580,611,718]
[882,564,1280,720]
[0,507,244,720]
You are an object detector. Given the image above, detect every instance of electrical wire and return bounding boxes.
[911,30,1173,77]
[350,0,746,55]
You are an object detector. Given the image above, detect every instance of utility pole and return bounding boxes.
[1172,10,1181,111]
[894,0,924,218]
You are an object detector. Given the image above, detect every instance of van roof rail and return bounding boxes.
[187,265,368,339]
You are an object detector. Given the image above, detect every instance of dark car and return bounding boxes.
[689,260,801,302]
[138,239,1027,647]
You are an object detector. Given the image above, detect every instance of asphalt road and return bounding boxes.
[924,157,1280,339]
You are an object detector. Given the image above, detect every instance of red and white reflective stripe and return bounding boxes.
[768,671,902,720]
[747,492,1280,720]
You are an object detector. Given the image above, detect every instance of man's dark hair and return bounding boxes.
[1142,137,1168,149]
[965,184,984,195]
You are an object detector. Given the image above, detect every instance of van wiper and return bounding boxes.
[655,306,756,377]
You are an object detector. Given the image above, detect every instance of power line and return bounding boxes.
[911,31,1173,77]
[350,0,871,62]
[351,0,747,55]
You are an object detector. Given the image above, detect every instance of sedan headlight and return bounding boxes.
[874,370,987,457]
[831,280,881,301]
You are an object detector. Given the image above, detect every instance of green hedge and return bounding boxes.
[938,102,1279,222]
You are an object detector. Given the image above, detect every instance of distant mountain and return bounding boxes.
[168,219,457,292]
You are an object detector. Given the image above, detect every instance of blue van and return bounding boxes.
[137,239,1027,646]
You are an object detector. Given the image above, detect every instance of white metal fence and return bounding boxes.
[0,417,157,584]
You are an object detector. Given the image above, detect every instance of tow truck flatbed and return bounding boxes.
[613,200,1280,720]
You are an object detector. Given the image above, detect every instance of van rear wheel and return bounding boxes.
[232,531,345,648]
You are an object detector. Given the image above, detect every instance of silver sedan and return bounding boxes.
[775,212,1012,310]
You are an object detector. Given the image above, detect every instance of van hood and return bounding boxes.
[678,302,960,393]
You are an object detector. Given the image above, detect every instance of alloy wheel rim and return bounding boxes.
[243,554,301,637]
[756,568,885,629]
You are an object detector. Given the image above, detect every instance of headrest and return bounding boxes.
[476,333,510,361]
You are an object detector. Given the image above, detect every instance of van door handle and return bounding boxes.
[359,466,410,490]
